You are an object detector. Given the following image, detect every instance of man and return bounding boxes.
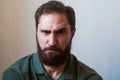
[2,1,102,80]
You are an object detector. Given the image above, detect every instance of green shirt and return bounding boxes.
[2,53,102,80]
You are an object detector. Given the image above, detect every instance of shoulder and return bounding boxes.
[8,53,35,70]
[2,53,37,80]
[71,55,103,80]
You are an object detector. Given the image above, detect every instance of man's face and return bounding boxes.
[37,13,75,66]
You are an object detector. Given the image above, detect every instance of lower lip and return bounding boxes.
[45,50,56,53]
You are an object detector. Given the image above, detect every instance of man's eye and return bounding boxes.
[41,30,50,35]
[58,28,67,34]
[59,30,65,34]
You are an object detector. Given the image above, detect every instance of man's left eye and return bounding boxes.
[59,30,65,34]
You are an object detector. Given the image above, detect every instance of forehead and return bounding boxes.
[38,13,70,30]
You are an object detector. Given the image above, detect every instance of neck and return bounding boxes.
[43,61,67,80]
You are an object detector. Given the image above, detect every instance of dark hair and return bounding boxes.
[35,0,75,31]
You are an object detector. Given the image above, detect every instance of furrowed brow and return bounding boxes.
[55,27,67,33]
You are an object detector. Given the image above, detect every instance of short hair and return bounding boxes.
[35,0,75,31]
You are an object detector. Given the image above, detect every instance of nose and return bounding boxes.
[48,34,58,47]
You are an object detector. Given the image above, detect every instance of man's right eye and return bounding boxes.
[41,30,50,35]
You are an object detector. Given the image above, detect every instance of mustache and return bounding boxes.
[43,46,62,52]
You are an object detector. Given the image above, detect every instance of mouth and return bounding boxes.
[45,50,56,53]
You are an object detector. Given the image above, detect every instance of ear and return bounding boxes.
[71,28,76,38]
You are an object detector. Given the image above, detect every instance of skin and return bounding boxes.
[37,12,76,79]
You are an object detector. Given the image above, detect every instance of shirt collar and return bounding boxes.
[60,54,76,80]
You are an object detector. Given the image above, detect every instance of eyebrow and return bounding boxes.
[40,27,67,32]
[54,27,67,33]
[41,30,51,33]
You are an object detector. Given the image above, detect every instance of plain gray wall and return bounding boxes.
[0,0,120,80]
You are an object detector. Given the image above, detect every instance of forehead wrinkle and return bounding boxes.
[53,21,70,31]
[38,23,69,31]
[47,23,68,31]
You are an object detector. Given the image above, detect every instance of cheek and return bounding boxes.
[59,35,71,49]
[37,33,47,49]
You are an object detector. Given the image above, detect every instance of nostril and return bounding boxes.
[48,40,57,47]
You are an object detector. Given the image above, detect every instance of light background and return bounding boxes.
[0,0,120,80]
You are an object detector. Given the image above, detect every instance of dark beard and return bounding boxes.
[37,41,71,67]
